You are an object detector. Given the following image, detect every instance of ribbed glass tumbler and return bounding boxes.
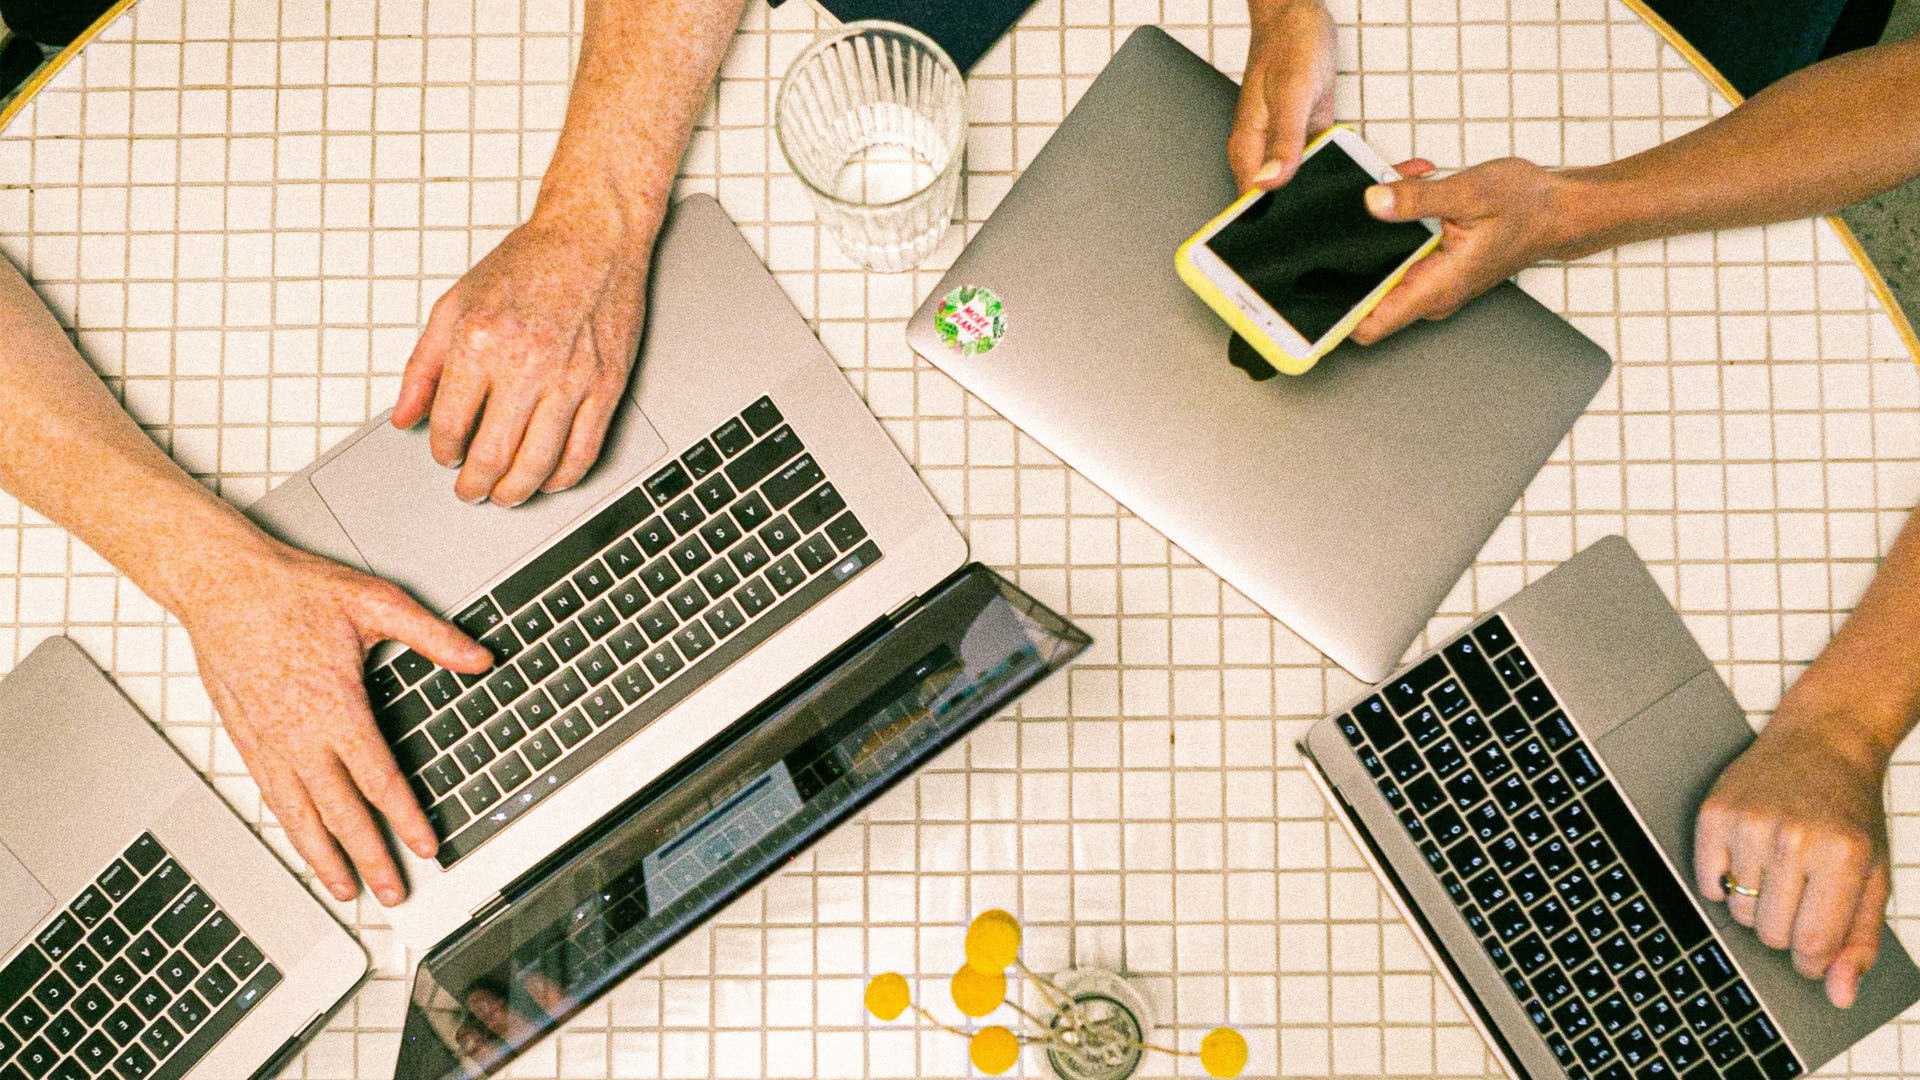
[775,21,966,273]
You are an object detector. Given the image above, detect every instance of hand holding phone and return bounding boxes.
[1177,126,1441,375]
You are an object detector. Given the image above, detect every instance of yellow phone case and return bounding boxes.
[1174,127,1440,376]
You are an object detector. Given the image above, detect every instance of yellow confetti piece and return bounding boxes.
[970,1025,1020,1074]
[864,973,910,1021]
[964,909,1022,972]
[1200,1027,1248,1078]
[949,963,1008,1018]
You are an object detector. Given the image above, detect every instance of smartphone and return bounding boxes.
[1176,126,1442,375]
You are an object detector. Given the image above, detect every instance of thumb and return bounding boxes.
[1365,173,1483,224]
[1825,866,1890,1008]
[356,583,494,673]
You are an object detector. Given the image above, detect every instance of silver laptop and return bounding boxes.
[1302,536,1920,1080]
[250,194,971,955]
[0,636,366,1080]
[906,26,1612,682]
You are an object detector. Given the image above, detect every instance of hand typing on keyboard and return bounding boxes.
[1693,683,1895,1010]
[181,541,493,907]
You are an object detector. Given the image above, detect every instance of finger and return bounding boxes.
[1350,254,1468,344]
[489,393,575,507]
[427,364,490,469]
[1824,867,1890,1008]
[1365,173,1488,224]
[354,582,494,673]
[541,389,621,494]
[1791,846,1875,979]
[1226,86,1273,192]
[455,1018,506,1064]
[1694,801,1735,903]
[1393,158,1438,180]
[1251,69,1329,188]
[524,972,568,1016]
[468,987,540,1045]
[1753,843,1809,952]
[336,718,439,861]
[305,756,407,906]
[395,292,460,429]
[255,757,360,902]
[455,380,543,505]
[1724,818,1773,928]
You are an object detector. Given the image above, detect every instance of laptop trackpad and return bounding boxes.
[0,839,53,953]
[311,404,667,614]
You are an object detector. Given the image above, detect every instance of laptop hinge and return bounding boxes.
[885,593,919,623]
[469,892,509,923]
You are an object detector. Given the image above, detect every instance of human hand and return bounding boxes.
[393,213,651,508]
[1348,156,1581,344]
[180,538,492,906]
[455,972,572,1066]
[1694,702,1892,1008]
[1229,0,1338,191]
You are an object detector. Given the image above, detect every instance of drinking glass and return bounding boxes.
[775,21,966,273]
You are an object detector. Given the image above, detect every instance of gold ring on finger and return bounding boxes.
[1720,873,1760,899]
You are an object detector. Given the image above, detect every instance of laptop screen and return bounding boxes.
[395,565,1088,1080]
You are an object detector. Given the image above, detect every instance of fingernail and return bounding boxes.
[1253,160,1287,185]
[377,885,403,906]
[330,881,355,902]
[1365,185,1394,216]
[411,839,438,859]
[458,491,486,505]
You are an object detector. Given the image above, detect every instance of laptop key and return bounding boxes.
[1490,903,1528,941]
[767,554,806,594]
[119,864,188,933]
[634,517,674,556]
[1617,1025,1653,1067]
[1538,712,1579,752]
[421,757,465,799]
[667,579,707,620]
[1515,680,1558,719]
[579,600,619,640]
[1492,775,1533,815]
[1444,770,1486,811]
[1466,803,1503,842]
[1486,706,1530,746]
[1702,1025,1744,1067]
[1443,636,1510,714]
[139,1016,180,1058]
[576,646,617,686]
[1571,959,1611,1002]
[612,665,653,705]
[182,914,237,969]
[421,670,461,708]
[1405,707,1444,746]
[763,455,825,510]
[454,733,496,773]
[711,418,753,456]
[36,917,82,963]
[1593,992,1633,1033]
[376,692,432,742]
[735,576,775,617]
[1449,711,1492,753]
[643,460,692,505]
[704,600,745,638]
[154,953,196,995]
[664,495,703,535]
[129,978,166,1019]
[1553,996,1593,1034]
[1583,837,1621,878]
[1512,934,1550,972]
[460,776,501,814]
[426,799,470,837]
[154,888,213,947]
[31,972,73,1013]
[674,622,715,661]
[366,666,404,710]
[483,713,526,753]
[642,643,684,684]
[1736,1012,1780,1054]
[1471,742,1513,783]
[455,688,498,728]
[608,578,649,619]
[581,688,621,725]
[1494,648,1537,687]
[693,473,736,515]
[1659,961,1702,1000]
[1384,744,1424,784]
[520,729,562,770]
[1561,744,1604,790]
[548,668,588,708]
[1617,963,1656,1003]
[760,515,801,555]
[1538,838,1576,878]
[796,535,837,573]
[1489,834,1527,874]
[73,983,112,1026]
[1430,679,1469,718]
[609,624,648,664]
[790,483,847,533]
[192,966,235,1009]
[479,625,522,664]
[1473,615,1514,655]
[550,622,591,663]
[638,603,679,642]
[742,396,783,436]
[698,559,740,599]
[115,1043,156,1079]
[1424,738,1465,779]
[553,710,593,748]
[726,424,804,490]
[1640,998,1680,1039]
[1351,697,1397,748]
[490,752,532,794]
[639,557,680,598]
[1689,944,1736,988]
[1680,991,1722,1034]
[67,887,111,930]
[454,598,504,640]
[729,537,771,576]
[1714,982,1757,1022]
[669,535,712,575]
[1385,655,1448,715]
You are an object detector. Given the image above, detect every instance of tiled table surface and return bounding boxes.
[4,1,1920,1077]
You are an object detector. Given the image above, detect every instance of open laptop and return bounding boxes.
[1302,536,1920,1080]
[248,195,1089,1076]
[906,26,1613,683]
[0,636,366,1080]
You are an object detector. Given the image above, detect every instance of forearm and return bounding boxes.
[530,0,750,246]
[1550,34,1920,258]
[1775,507,1920,767]
[0,256,274,617]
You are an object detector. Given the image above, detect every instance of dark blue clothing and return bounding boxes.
[1643,0,1893,98]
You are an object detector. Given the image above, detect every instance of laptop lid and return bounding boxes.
[394,565,1088,1079]
[906,26,1612,683]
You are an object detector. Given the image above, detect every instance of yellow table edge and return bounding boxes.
[3,0,1914,366]
[0,0,138,132]
[1614,0,1920,367]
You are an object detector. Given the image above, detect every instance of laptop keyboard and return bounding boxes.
[0,833,280,1080]
[364,395,884,867]
[1337,616,1803,1080]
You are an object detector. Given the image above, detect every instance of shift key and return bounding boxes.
[118,861,190,932]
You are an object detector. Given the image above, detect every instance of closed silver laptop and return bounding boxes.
[0,636,366,1080]
[1302,536,1920,1080]
[250,194,968,953]
[906,26,1612,682]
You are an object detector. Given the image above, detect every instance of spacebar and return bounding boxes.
[150,964,283,1080]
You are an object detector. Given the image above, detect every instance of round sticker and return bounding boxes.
[934,285,1005,356]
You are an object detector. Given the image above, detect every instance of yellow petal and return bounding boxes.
[970,1025,1020,1074]
[949,963,1007,1018]
[1200,1027,1249,1079]
[964,909,1022,972]
[864,972,910,1021]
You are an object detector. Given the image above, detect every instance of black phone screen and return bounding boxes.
[1205,142,1436,343]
